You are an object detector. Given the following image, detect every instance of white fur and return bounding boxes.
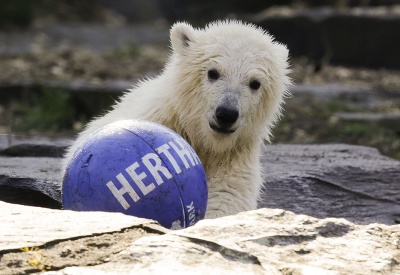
[62,20,291,219]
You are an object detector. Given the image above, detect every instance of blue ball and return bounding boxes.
[62,120,208,229]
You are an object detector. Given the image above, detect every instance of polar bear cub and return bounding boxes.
[62,20,291,219]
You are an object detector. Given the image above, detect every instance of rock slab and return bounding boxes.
[260,144,400,225]
[1,202,399,274]
[49,209,400,274]
[0,201,162,252]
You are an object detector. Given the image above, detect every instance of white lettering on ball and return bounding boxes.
[142,152,173,185]
[126,161,155,196]
[106,139,202,210]
[106,173,140,210]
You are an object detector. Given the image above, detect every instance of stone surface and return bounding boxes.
[0,201,163,252]
[0,156,62,206]
[260,144,400,225]
[47,209,400,274]
[0,201,167,275]
[1,227,158,274]
[0,135,68,207]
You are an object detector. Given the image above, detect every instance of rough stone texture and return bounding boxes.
[0,201,167,274]
[260,144,400,225]
[47,209,400,274]
[1,227,157,274]
[0,201,163,252]
[0,134,69,207]
[0,156,61,208]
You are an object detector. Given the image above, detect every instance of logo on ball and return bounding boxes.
[62,120,208,229]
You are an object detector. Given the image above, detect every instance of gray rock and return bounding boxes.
[0,135,68,206]
[260,144,400,225]
[0,156,62,206]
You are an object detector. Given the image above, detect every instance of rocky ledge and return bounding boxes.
[0,138,399,274]
[1,203,399,274]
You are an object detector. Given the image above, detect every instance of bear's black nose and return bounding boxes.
[215,106,239,128]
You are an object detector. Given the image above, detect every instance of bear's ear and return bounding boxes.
[272,42,289,62]
[170,22,196,55]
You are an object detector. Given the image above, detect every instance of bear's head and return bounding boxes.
[168,20,291,155]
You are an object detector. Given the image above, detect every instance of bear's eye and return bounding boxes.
[249,80,261,90]
[207,69,220,81]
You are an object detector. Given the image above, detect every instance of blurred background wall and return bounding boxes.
[1,0,400,68]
